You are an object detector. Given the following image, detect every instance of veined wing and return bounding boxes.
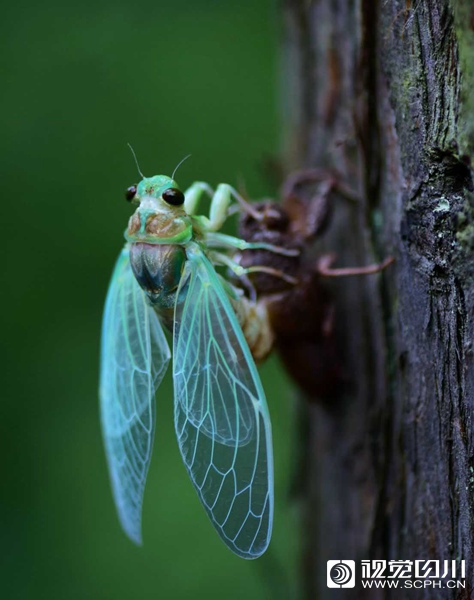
[100,246,170,544]
[173,242,273,559]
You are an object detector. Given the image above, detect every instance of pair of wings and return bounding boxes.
[99,243,273,559]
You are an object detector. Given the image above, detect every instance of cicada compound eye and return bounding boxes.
[125,185,137,202]
[162,187,185,206]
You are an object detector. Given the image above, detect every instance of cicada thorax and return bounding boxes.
[129,242,187,331]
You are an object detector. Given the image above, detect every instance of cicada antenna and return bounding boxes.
[127,143,145,179]
[172,154,192,180]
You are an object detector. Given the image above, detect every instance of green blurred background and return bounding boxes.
[1,0,300,598]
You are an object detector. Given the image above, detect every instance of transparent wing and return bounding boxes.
[173,243,273,559]
[100,246,170,544]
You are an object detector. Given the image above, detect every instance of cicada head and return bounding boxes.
[124,175,192,245]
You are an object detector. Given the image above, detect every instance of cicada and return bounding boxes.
[100,169,292,559]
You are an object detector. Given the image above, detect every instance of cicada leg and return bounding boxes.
[210,251,297,284]
[184,182,261,231]
[184,181,302,251]
[184,181,301,262]
[206,232,299,257]
[316,252,394,277]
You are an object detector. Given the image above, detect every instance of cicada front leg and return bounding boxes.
[185,181,299,255]
[184,181,247,232]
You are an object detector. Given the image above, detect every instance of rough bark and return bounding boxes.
[283,1,474,598]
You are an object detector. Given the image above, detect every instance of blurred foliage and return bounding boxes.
[1,0,300,598]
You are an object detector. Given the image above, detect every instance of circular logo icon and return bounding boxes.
[327,560,356,588]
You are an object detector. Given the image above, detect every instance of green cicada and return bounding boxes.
[100,166,291,558]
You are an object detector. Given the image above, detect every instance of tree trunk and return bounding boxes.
[283,1,474,598]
